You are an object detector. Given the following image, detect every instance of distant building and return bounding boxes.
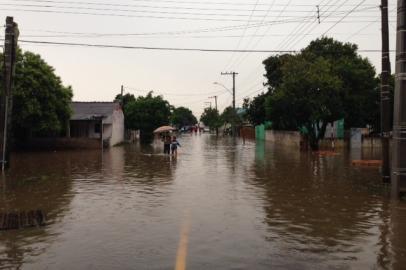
[69,102,124,147]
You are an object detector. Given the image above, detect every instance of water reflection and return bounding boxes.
[0,136,404,269]
[250,142,403,269]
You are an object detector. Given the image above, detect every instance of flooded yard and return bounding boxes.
[1,134,405,269]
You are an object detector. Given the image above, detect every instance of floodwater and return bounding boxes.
[0,134,405,269]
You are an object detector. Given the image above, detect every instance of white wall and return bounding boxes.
[265,130,301,148]
[110,109,125,146]
[103,124,112,141]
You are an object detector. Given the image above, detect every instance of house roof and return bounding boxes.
[70,102,121,124]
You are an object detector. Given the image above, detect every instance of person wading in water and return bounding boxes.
[171,136,181,157]
[163,134,171,155]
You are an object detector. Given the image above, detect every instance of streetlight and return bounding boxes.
[213,82,233,95]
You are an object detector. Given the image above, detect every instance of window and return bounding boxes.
[94,123,101,133]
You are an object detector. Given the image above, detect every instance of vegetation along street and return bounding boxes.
[0,0,406,269]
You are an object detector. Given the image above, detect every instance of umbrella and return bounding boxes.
[153,126,176,133]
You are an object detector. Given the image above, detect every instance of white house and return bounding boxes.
[69,102,124,146]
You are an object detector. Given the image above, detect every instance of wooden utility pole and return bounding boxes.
[0,17,19,171]
[381,0,391,183]
[209,95,218,111]
[221,71,238,137]
[392,0,406,198]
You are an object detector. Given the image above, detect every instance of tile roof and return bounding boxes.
[70,102,120,124]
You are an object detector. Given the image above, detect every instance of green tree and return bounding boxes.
[302,37,378,129]
[221,106,242,126]
[243,92,268,126]
[125,92,171,143]
[0,49,73,142]
[200,107,222,131]
[262,37,379,149]
[170,106,197,128]
[115,93,136,129]
[265,55,343,150]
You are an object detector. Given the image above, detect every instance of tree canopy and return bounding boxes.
[124,92,171,143]
[115,92,136,129]
[170,106,197,128]
[0,49,73,142]
[200,107,222,131]
[243,93,268,126]
[221,106,242,126]
[260,37,379,149]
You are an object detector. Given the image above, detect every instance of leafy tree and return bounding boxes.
[125,92,171,143]
[170,106,197,128]
[302,37,378,129]
[200,107,222,131]
[263,54,294,91]
[243,92,268,126]
[221,106,242,126]
[114,93,136,129]
[262,37,379,149]
[265,55,343,150]
[0,49,73,142]
[115,93,135,109]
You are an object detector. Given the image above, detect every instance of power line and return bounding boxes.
[19,32,386,39]
[0,2,332,18]
[8,0,383,8]
[0,3,387,23]
[321,0,369,36]
[1,7,332,23]
[4,0,376,13]
[221,0,260,71]
[235,0,343,91]
[10,39,300,52]
[123,86,228,97]
[287,0,350,50]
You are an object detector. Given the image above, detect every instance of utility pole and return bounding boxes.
[204,102,212,109]
[381,0,391,183]
[209,95,219,136]
[221,71,238,137]
[209,95,218,111]
[392,0,406,198]
[0,17,19,171]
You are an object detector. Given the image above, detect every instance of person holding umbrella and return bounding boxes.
[153,126,176,155]
[163,133,171,155]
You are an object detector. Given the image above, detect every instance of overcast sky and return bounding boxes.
[0,0,398,118]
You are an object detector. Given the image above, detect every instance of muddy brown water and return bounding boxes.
[0,134,405,269]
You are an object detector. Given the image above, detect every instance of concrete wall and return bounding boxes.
[17,138,101,150]
[264,130,385,150]
[265,130,301,147]
[110,109,125,146]
[103,124,112,141]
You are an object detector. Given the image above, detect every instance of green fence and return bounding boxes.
[255,124,265,141]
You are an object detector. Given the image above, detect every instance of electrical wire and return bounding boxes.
[321,0,369,36]
[4,0,366,13]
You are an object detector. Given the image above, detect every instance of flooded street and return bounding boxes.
[1,134,406,269]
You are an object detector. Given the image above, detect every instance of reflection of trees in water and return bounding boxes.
[249,142,395,268]
[0,149,127,269]
[0,151,76,269]
[202,136,253,177]
[387,202,406,269]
